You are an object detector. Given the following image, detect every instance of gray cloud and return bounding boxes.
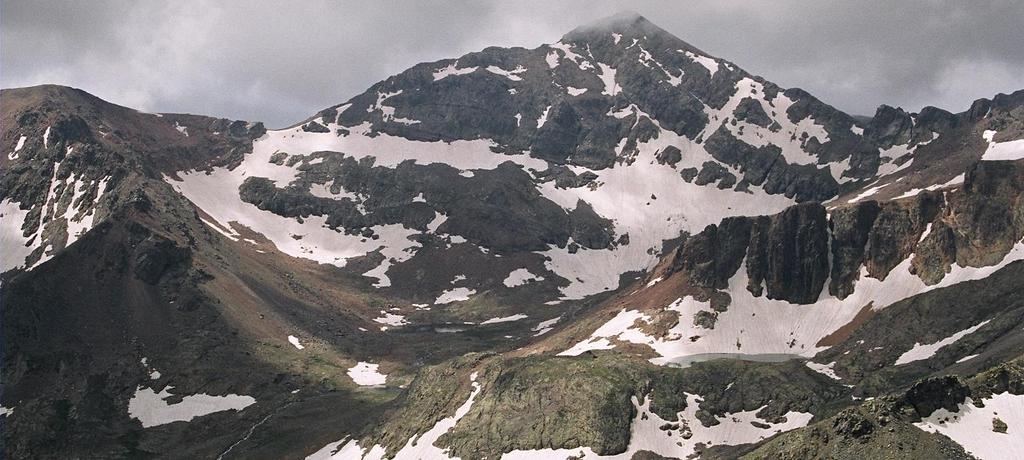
[3,0,1022,127]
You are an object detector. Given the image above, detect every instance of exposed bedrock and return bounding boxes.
[669,160,1024,304]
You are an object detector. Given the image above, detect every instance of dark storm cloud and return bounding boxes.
[3,0,1022,127]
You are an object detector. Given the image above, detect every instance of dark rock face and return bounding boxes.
[672,217,752,290]
[902,376,971,418]
[133,235,189,285]
[863,192,941,279]
[703,126,839,202]
[694,161,737,189]
[952,160,1024,266]
[734,97,772,127]
[670,202,828,304]
[755,203,830,304]
[655,145,682,166]
[829,201,881,298]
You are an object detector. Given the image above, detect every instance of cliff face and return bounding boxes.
[670,159,1024,305]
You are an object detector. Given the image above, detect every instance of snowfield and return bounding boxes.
[915,392,1024,460]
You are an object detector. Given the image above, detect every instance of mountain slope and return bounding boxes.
[3,11,1024,460]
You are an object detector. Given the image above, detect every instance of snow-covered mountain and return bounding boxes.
[3,12,1024,460]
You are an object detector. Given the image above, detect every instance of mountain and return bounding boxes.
[3,12,1024,460]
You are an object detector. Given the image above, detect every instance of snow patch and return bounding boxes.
[982,129,1024,161]
[895,320,990,365]
[533,317,561,336]
[805,361,842,380]
[502,268,544,287]
[435,287,476,305]
[683,50,719,77]
[347,362,387,386]
[432,63,478,81]
[486,65,527,81]
[128,386,255,428]
[566,86,587,96]
[597,63,618,96]
[480,314,528,325]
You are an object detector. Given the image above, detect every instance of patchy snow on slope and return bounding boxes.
[893,173,965,200]
[847,180,893,203]
[502,268,544,287]
[43,126,51,148]
[719,79,831,167]
[374,312,408,329]
[981,129,1024,161]
[502,393,811,459]
[288,335,305,350]
[64,175,110,247]
[480,314,528,325]
[9,135,27,159]
[535,112,795,299]
[486,65,527,81]
[199,217,240,241]
[545,51,560,69]
[167,134,428,268]
[596,63,618,96]
[566,86,587,96]
[915,392,1024,460]
[559,309,647,356]
[1,163,110,273]
[682,50,719,77]
[315,372,482,459]
[895,320,990,365]
[174,122,189,136]
[361,225,423,287]
[561,240,1024,363]
[432,62,478,81]
[957,354,980,363]
[805,361,842,380]
[550,42,588,70]
[918,223,933,243]
[308,181,359,200]
[537,105,552,128]
[533,316,561,336]
[127,386,255,428]
[435,287,476,305]
[0,199,34,273]
[347,362,387,386]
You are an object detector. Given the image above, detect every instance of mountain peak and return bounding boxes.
[561,11,704,55]
[563,11,666,41]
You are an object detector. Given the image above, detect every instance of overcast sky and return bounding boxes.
[4,0,1022,128]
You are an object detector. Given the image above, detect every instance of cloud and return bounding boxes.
[3,0,1022,126]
